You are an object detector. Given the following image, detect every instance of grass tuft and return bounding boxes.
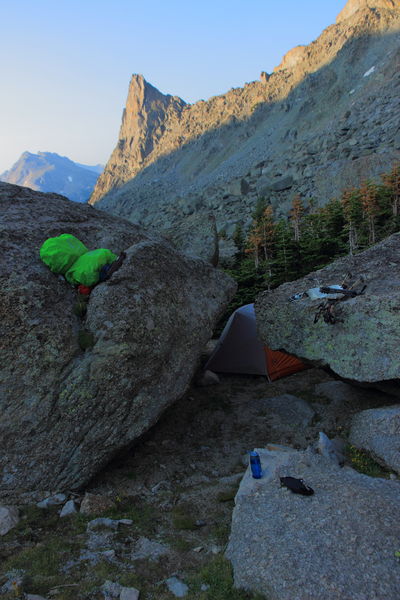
[346,444,391,478]
[189,555,267,599]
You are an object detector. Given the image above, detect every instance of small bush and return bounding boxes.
[78,329,95,350]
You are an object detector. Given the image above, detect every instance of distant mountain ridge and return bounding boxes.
[89,0,400,258]
[1,152,103,203]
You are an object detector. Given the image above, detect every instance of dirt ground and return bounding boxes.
[1,366,394,600]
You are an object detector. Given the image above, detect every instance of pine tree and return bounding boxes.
[341,188,362,254]
[381,164,400,217]
[290,194,304,242]
[245,222,262,269]
[359,180,380,245]
[232,223,245,255]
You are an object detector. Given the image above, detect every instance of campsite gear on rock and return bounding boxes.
[307,285,345,300]
[99,264,111,282]
[99,251,127,282]
[205,304,307,381]
[319,285,367,298]
[314,299,338,324]
[318,432,345,466]
[40,235,120,288]
[280,476,314,496]
[77,285,92,296]
[65,248,118,287]
[289,293,304,301]
[313,281,367,325]
[250,451,262,479]
[40,234,88,275]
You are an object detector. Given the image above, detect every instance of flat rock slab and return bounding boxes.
[131,536,169,561]
[226,447,400,600]
[314,381,386,405]
[255,233,400,382]
[257,394,315,430]
[350,404,400,474]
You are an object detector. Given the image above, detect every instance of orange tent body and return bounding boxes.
[205,303,307,382]
[264,346,307,382]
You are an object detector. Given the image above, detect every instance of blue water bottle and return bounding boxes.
[249,451,262,479]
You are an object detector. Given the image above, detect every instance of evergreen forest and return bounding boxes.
[221,163,400,322]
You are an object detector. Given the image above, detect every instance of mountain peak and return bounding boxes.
[1,151,101,202]
[336,0,398,23]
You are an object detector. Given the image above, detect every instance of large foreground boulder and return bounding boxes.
[350,405,400,474]
[226,447,400,600]
[255,233,400,382]
[0,183,235,496]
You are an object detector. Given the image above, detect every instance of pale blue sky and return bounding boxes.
[0,0,347,173]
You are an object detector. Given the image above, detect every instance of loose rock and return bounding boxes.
[120,587,140,600]
[165,577,189,598]
[37,493,66,508]
[59,499,78,517]
[80,493,115,515]
[196,370,220,387]
[131,537,169,561]
[317,432,345,465]
[101,580,122,598]
[0,505,19,535]
[87,518,120,531]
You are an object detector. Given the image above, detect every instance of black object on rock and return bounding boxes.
[280,476,314,496]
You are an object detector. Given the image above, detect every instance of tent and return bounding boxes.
[205,303,307,381]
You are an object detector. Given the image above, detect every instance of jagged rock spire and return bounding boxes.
[90,75,186,203]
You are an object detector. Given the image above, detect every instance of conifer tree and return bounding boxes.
[381,164,400,217]
[245,223,262,269]
[218,163,400,333]
[359,180,380,245]
[290,194,304,242]
[232,223,245,255]
[341,187,362,254]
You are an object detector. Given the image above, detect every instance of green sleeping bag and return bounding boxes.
[65,248,118,287]
[40,234,88,275]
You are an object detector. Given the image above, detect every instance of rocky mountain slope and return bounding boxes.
[1,151,102,202]
[90,0,400,252]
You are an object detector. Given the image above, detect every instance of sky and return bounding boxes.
[0,0,348,174]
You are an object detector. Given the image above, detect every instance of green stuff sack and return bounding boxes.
[65,248,118,287]
[40,234,88,275]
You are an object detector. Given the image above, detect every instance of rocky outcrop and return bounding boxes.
[255,232,400,383]
[350,405,400,473]
[336,0,398,23]
[90,75,186,203]
[1,152,102,203]
[163,212,219,265]
[0,182,235,497]
[226,446,400,600]
[90,0,400,258]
